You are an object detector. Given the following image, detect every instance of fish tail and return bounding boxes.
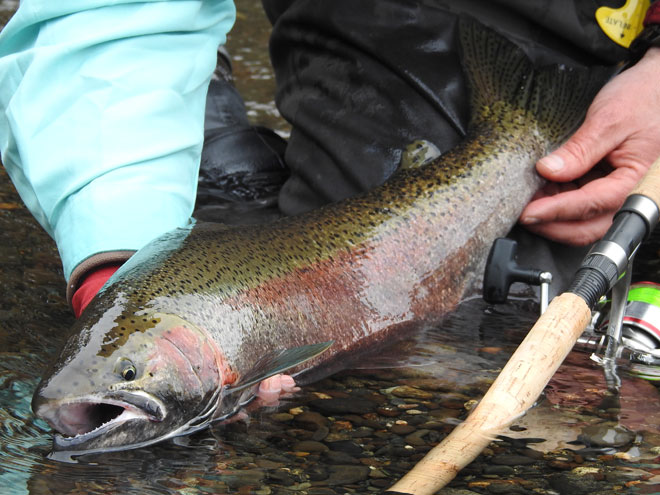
[458,16,612,143]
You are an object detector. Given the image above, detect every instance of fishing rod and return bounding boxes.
[384,157,660,495]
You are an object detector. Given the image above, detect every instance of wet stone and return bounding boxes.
[389,385,434,400]
[323,450,358,465]
[323,465,370,486]
[293,411,328,429]
[271,413,294,422]
[312,426,330,441]
[437,489,482,495]
[221,469,265,489]
[571,466,601,477]
[308,397,375,415]
[428,407,462,419]
[267,469,296,486]
[491,454,537,466]
[255,459,285,469]
[404,429,431,446]
[374,444,395,456]
[349,426,374,438]
[327,440,363,455]
[482,464,515,476]
[389,436,407,447]
[307,488,338,495]
[516,447,544,460]
[306,465,329,482]
[377,406,401,417]
[437,393,471,409]
[368,467,389,479]
[578,424,635,448]
[286,428,315,440]
[486,482,529,494]
[391,446,416,457]
[390,423,416,435]
[406,414,431,426]
[548,460,573,470]
[549,472,605,495]
[292,440,329,453]
[369,478,391,488]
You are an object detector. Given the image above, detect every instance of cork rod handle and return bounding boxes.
[632,155,660,208]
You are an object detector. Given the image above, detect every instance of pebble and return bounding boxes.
[571,466,601,476]
[404,429,431,446]
[312,426,330,441]
[255,459,285,469]
[350,426,374,438]
[368,467,389,479]
[377,405,401,417]
[307,465,329,482]
[549,472,604,494]
[517,447,544,460]
[326,440,364,455]
[309,397,375,415]
[271,413,294,422]
[324,432,351,442]
[486,481,528,494]
[390,424,416,435]
[579,424,635,448]
[322,465,370,486]
[323,450,359,465]
[293,411,329,429]
[221,469,265,489]
[436,393,471,409]
[482,465,515,476]
[491,454,537,466]
[428,407,462,419]
[267,469,296,486]
[291,441,329,453]
[437,489,482,495]
[548,460,573,470]
[389,385,434,400]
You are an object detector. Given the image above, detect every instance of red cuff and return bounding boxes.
[71,264,122,318]
[644,2,660,26]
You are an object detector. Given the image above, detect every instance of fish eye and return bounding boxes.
[115,358,137,381]
[122,366,136,381]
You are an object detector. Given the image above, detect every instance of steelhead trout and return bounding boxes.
[32,19,608,456]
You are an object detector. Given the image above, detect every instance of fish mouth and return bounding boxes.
[36,391,166,451]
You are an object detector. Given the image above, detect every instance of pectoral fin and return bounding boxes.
[226,341,333,394]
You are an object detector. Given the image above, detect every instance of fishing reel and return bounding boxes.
[583,281,660,380]
[483,237,660,381]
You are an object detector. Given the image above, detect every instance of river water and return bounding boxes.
[1,1,659,494]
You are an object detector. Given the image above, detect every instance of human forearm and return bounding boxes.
[0,0,236,279]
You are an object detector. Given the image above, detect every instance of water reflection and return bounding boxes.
[1,1,660,493]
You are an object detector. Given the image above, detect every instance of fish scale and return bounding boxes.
[31,18,611,456]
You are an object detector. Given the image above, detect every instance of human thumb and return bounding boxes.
[536,115,617,182]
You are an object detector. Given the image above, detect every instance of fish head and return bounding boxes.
[32,303,231,456]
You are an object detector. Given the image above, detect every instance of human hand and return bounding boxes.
[519,47,660,246]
